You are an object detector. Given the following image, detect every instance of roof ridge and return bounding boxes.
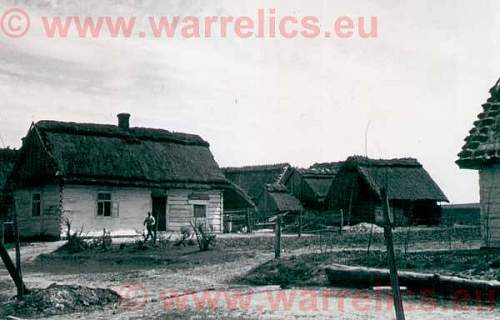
[222,163,290,172]
[34,120,209,147]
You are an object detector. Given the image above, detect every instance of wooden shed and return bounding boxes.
[282,162,342,210]
[457,78,500,248]
[328,156,448,226]
[257,183,303,221]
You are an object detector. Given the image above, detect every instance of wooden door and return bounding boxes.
[152,197,167,231]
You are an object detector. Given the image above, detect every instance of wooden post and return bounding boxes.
[246,208,252,233]
[0,242,28,295]
[13,208,24,299]
[298,210,302,238]
[274,214,281,259]
[339,209,344,235]
[347,180,355,225]
[381,188,405,320]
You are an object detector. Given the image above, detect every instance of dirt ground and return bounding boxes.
[1,227,499,319]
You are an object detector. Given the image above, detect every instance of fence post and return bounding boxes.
[274,215,281,259]
[339,209,344,235]
[381,188,405,320]
[298,210,302,238]
[246,208,252,233]
[13,206,24,299]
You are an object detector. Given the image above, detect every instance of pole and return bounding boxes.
[274,214,281,259]
[0,242,28,294]
[298,210,302,238]
[13,205,24,299]
[347,180,355,225]
[246,208,251,233]
[339,209,344,235]
[381,188,405,320]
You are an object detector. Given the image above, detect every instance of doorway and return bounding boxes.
[152,196,167,231]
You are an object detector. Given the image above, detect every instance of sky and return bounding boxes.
[0,0,499,203]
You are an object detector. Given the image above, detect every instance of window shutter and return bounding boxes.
[112,202,119,217]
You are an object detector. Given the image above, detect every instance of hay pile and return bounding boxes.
[343,222,384,234]
[1,283,120,318]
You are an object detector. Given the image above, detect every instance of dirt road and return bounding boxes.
[0,234,498,319]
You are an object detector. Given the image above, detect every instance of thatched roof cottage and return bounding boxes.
[457,78,500,248]
[281,162,343,210]
[327,156,448,226]
[9,114,251,239]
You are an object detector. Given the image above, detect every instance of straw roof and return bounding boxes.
[222,163,290,201]
[14,120,230,189]
[330,156,448,202]
[457,78,500,169]
[300,162,344,200]
[264,183,303,212]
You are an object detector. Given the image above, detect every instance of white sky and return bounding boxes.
[1,0,499,203]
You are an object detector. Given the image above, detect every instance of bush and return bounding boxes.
[174,226,192,247]
[190,220,216,251]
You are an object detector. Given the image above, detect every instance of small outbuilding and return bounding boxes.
[282,162,342,210]
[457,78,500,248]
[327,156,448,226]
[257,183,304,220]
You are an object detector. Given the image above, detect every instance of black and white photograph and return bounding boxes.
[0,1,499,319]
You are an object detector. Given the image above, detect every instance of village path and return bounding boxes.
[0,237,496,319]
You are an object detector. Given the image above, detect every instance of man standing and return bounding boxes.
[144,212,156,241]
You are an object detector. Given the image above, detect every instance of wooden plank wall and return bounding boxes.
[479,165,500,248]
[167,189,222,233]
[14,184,61,238]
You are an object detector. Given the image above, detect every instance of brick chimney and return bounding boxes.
[117,113,130,130]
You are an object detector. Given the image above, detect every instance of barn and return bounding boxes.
[457,78,500,248]
[9,114,250,239]
[327,156,448,226]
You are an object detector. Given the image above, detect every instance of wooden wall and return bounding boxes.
[14,184,223,238]
[479,165,500,248]
[166,189,223,233]
[14,184,61,238]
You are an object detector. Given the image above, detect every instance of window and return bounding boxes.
[32,193,41,217]
[193,204,207,218]
[97,193,112,217]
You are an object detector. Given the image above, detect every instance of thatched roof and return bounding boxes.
[222,163,290,201]
[300,162,344,200]
[19,120,229,188]
[264,183,303,212]
[457,78,500,169]
[441,203,480,209]
[332,156,448,202]
[0,148,18,191]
